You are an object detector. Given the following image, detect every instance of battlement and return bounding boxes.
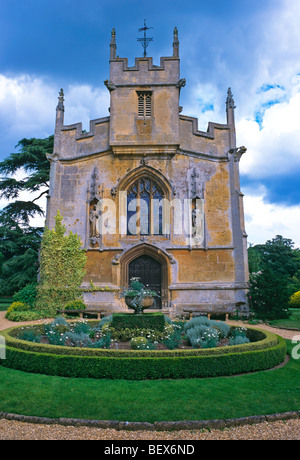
[109,56,180,87]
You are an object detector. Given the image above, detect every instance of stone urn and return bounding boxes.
[125,295,154,314]
[141,295,154,308]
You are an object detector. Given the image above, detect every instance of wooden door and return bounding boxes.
[129,255,162,308]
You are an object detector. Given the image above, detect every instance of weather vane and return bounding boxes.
[137,19,153,57]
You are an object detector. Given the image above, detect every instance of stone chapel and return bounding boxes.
[46,27,249,317]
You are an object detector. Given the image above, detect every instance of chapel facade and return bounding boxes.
[46,28,249,317]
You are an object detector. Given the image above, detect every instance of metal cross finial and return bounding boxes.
[137,19,153,57]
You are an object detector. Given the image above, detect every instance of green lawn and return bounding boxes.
[269,309,300,330]
[0,340,299,422]
[0,298,13,312]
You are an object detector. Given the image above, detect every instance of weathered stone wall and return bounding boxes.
[47,32,249,315]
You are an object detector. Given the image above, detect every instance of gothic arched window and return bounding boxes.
[127,177,164,235]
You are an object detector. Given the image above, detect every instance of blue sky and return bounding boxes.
[1,0,300,247]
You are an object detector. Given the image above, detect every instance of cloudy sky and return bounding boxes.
[1,0,300,247]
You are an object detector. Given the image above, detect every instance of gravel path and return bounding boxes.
[0,312,299,440]
[0,418,299,440]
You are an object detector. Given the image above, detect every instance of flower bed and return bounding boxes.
[0,315,287,380]
[4,315,258,351]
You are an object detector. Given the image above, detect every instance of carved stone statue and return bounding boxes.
[192,207,201,236]
[90,205,99,238]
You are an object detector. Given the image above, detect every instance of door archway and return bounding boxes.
[129,255,162,308]
[119,243,170,309]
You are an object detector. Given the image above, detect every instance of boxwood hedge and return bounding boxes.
[0,325,287,380]
[111,312,165,331]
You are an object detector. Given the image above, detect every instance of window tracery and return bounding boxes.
[127,177,164,235]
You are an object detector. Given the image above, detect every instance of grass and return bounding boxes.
[0,297,13,312]
[269,309,300,330]
[0,340,299,422]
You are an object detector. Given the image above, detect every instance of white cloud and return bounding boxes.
[64,84,110,130]
[244,187,300,248]
[182,82,224,130]
[237,85,300,179]
[0,74,110,151]
[0,77,108,226]
[0,74,56,141]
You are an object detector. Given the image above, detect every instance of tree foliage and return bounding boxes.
[36,211,87,316]
[0,135,52,224]
[0,214,43,295]
[248,235,300,320]
[0,136,53,295]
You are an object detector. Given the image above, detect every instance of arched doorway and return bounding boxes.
[129,255,162,308]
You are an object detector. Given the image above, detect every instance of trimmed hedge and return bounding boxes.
[111,313,165,331]
[2,325,275,358]
[0,325,287,380]
[0,337,286,380]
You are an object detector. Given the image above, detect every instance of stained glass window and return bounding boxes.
[127,177,164,235]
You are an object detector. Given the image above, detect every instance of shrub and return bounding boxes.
[5,301,37,321]
[89,334,111,349]
[13,283,37,307]
[73,321,90,335]
[100,321,176,345]
[52,316,69,327]
[2,325,276,357]
[130,336,149,350]
[184,316,211,332]
[289,291,300,308]
[184,317,231,348]
[1,329,286,380]
[186,325,220,349]
[5,300,48,322]
[18,329,41,343]
[111,313,165,331]
[44,317,70,345]
[162,325,182,350]
[36,211,87,317]
[63,331,92,348]
[4,311,46,322]
[210,320,231,338]
[98,315,113,328]
[6,301,32,314]
[64,300,86,311]
[230,326,248,338]
[228,335,250,346]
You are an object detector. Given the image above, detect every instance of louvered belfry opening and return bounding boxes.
[137,91,152,117]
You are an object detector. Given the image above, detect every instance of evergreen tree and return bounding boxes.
[0,136,52,294]
[248,266,290,320]
[0,213,42,295]
[0,136,52,224]
[36,211,87,316]
[248,235,300,319]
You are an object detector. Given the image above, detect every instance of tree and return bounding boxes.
[248,235,300,319]
[0,213,43,295]
[261,235,300,279]
[36,211,87,316]
[0,136,52,295]
[0,136,52,224]
[248,267,290,320]
[248,244,262,274]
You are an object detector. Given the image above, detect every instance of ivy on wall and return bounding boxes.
[36,210,87,316]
